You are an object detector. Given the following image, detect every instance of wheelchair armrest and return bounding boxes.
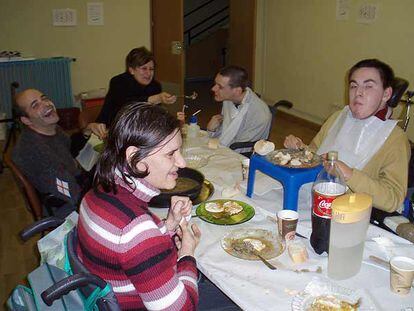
[20,217,65,242]
[42,194,67,208]
[229,141,256,150]
[229,141,257,158]
[40,193,69,217]
[41,273,108,306]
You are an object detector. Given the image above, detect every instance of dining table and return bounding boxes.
[149,137,414,310]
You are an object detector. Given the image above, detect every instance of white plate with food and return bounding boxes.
[221,228,284,260]
[183,153,209,169]
[266,148,321,168]
[291,279,376,311]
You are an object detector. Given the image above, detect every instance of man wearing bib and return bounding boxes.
[285,59,410,223]
[207,66,272,148]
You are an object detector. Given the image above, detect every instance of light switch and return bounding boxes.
[336,0,349,21]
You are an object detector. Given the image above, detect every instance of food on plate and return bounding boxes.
[162,177,199,193]
[304,149,314,160]
[222,229,283,260]
[308,295,360,311]
[269,148,320,168]
[204,200,244,218]
[288,241,309,263]
[274,151,291,165]
[231,236,273,258]
[197,200,255,225]
[242,238,266,252]
[223,201,244,215]
[208,138,219,149]
[290,158,302,166]
[205,202,224,213]
[184,154,208,169]
[254,139,275,155]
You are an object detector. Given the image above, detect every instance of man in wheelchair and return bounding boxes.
[12,89,94,218]
[207,65,272,149]
[284,59,411,227]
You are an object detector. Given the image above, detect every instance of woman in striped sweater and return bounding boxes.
[76,103,201,310]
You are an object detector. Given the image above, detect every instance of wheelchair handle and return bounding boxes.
[41,273,108,306]
[20,217,65,241]
[274,99,293,110]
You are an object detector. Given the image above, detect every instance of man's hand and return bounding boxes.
[207,114,223,131]
[335,160,353,181]
[283,134,305,149]
[148,92,177,105]
[177,112,186,122]
[165,196,192,232]
[84,122,107,140]
[321,155,353,181]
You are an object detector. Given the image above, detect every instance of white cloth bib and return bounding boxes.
[219,89,252,146]
[317,106,397,170]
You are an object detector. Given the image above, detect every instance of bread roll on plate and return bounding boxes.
[254,140,275,156]
[208,138,219,149]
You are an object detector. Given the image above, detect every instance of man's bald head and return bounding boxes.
[14,88,59,135]
[15,88,39,116]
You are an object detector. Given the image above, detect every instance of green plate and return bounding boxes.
[93,143,105,153]
[196,199,255,225]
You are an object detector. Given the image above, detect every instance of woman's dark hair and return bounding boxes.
[348,59,394,89]
[95,103,180,193]
[125,47,155,71]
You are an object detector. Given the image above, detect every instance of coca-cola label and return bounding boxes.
[312,182,347,218]
[312,191,336,218]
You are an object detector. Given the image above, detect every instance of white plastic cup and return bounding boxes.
[390,256,414,295]
[241,158,250,181]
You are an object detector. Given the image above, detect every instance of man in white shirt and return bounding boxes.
[207,66,272,148]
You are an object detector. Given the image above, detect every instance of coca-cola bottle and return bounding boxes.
[310,151,347,254]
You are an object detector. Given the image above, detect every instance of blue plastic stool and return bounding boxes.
[247,154,322,211]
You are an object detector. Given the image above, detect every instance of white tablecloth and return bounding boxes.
[151,145,414,311]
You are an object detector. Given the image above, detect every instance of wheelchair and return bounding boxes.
[7,216,120,311]
[371,77,414,237]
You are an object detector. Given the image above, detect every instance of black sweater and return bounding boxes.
[97,72,162,125]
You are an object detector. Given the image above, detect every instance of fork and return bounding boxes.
[177,92,198,100]
[254,251,277,270]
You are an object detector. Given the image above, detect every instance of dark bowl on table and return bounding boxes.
[150,167,205,208]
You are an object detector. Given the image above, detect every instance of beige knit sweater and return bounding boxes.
[310,110,410,213]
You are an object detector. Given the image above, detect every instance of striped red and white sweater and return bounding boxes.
[76,176,198,310]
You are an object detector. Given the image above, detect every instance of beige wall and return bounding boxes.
[0,0,151,96]
[255,0,414,140]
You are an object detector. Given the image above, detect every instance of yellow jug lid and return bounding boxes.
[332,193,372,223]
